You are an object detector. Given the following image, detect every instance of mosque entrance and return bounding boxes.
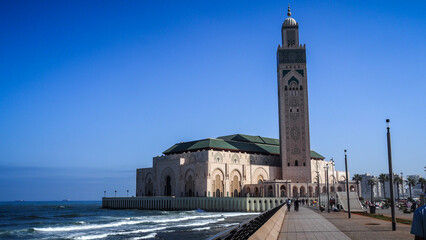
[185,175,195,197]
[280,185,286,197]
[145,178,153,196]
[165,175,172,196]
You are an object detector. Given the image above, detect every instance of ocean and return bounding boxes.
[0,201,258,240]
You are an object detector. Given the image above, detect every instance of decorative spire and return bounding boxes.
[287,4,291,17]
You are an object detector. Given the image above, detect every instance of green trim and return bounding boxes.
[288,76,299,85]
[282,70,291,77]
[296,70,304,77]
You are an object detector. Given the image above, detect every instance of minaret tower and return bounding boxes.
[277,6,311,183]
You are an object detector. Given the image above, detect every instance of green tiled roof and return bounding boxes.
[309,150,325,159]
[163,134,325,159]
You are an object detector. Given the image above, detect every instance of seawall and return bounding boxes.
[102,197,287,212]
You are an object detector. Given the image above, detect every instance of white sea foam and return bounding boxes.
[36,211,250,233]
[75,227,166,240]
[76,233,109,240]
[220,223,239,227]
[174,218,225,228]
[138,212,256,223]
[192,226,211,231]
[221,212,259,217]
[35,219,149,232]
[129,233,157,240]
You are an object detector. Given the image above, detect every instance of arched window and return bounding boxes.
[295,160,299,166]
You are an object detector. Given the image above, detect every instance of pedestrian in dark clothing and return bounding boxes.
[294,199,299,211]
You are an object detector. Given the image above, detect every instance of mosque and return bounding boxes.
[136,7,357,200]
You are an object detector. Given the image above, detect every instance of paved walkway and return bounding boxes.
[319,208,412,240]
[278,206,350,240]
[278,206,412,240]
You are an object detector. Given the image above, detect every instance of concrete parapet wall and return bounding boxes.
[102,197,287,212]
[248,205,286,240]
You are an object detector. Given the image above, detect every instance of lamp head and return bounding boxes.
[386,119,390,129]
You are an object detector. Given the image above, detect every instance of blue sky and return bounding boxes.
[0,0,425,201]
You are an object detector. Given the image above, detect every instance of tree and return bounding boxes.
[352,174,363,197]
[378,174,389,199]
[368,178,376,203]
[394,175,402,200]
[418,177,426,193]
[406,177,416,199]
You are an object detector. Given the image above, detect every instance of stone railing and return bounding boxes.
[207,203,285,240]
[102,196,287,212]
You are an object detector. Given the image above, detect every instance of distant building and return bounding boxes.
[359,174,379,200]
[136,7,357,199]
[406,174,423,198]
[359,173,403,200]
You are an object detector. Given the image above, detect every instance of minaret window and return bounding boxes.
[295,160,299,166]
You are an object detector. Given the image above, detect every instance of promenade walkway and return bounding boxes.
[278,206,412,240]
[278,206,350,240]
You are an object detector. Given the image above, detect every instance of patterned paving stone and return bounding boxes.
[278,206,351,240]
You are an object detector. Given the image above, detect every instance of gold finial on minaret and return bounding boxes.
[287,4,291,17]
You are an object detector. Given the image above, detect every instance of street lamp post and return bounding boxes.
[344,150,351,218]
[401,172,404,199]
[306,181,309,206]
[317,171,321,210]
[386,119,396,231]
[324,164,330,212]
[331,159,335,193]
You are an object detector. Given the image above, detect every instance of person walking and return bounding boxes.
[411,204,425,240]
[294,199,299,212]
[286,199,291,212]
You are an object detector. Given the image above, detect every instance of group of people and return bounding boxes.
[285,198,310,212]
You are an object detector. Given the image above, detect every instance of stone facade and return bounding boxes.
[137,149,281,198]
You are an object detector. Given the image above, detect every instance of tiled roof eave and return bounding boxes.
[164,147,280,156]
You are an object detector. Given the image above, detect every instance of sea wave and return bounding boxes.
[75,227,166,240]
[220,223,239,227]
[174,218,225,228]
[138,212,256,224]
[34,219,149,232]
[129,232,157,240]
[54,214,84,218]
[34,211,251,234]
[192,227,211,231]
